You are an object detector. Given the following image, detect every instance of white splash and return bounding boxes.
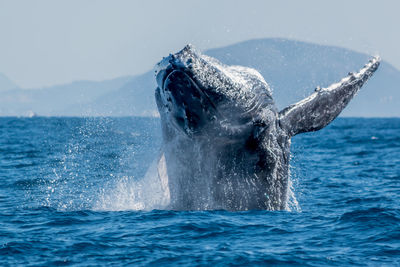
[93,155,170,211]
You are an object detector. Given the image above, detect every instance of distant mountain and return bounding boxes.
[80,72,157,117]
[0,73,18,91]
[206,38,399,117]
[86,38,399,117]
[1,38,399,117]
[0,76,132,116]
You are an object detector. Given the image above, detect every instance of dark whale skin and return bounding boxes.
[154,45,380,211]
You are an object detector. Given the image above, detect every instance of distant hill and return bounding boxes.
[80,72,157,117]
[0,76,132,116]
[206,38,399,117]
[0,73,18,91]
[1,38,399,117]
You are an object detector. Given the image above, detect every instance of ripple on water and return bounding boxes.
[0,117,399,265]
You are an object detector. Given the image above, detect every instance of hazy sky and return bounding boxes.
[0,0,398,88]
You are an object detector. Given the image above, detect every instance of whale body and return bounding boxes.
[153,45,380,211]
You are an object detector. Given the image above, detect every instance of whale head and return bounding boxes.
[155,45,277,140]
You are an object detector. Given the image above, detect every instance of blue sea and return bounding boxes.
[0,117,399,266]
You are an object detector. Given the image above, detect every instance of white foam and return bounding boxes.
[93,155,170,211]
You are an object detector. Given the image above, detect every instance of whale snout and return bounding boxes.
[155,44,198,90]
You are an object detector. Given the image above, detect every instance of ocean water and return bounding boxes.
[0,117,399,266]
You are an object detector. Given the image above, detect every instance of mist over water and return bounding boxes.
[1,117,399,265]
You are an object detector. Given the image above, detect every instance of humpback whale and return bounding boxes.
[154,45,380,211]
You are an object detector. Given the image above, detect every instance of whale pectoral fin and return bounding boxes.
[278,57,380,137]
